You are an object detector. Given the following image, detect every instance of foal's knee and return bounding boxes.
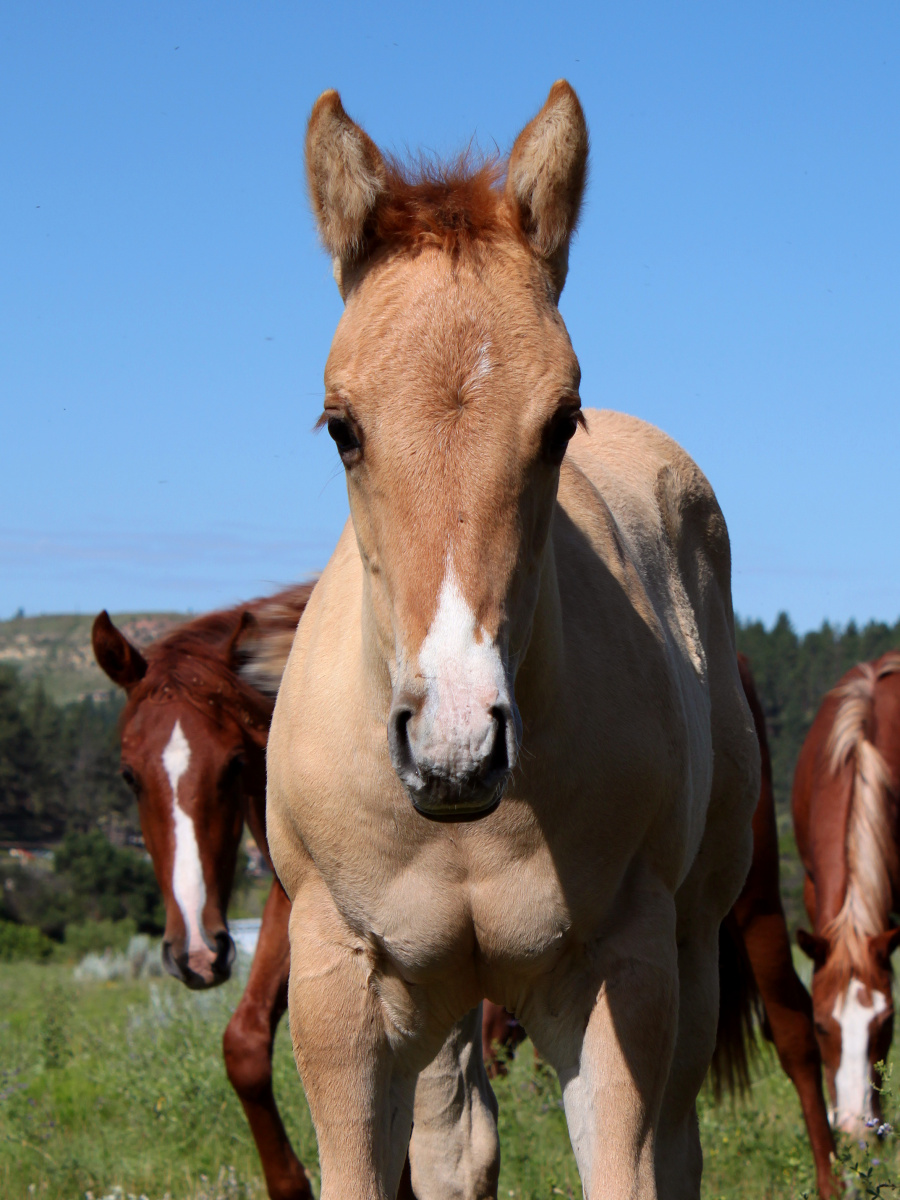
[223,1009,273,1101]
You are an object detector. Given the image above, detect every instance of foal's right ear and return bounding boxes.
[92,611,148,690]
[305,90,388,298]
[797,928,829,967]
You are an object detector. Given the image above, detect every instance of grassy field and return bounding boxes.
[1,957,898,1200]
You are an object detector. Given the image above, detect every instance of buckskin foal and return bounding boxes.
[267,83,760,1200]
[93,588,314,1200]
[794,652,900,1136]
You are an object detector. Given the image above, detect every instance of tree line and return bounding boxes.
[1,612,898,928]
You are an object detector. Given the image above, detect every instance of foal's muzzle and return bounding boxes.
[388,693,519,820]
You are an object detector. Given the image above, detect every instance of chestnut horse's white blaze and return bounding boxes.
[162,719,207,957]
[268,81,759,1200]
[832,980,889,1131]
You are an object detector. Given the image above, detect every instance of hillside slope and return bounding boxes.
[0,612,186,704]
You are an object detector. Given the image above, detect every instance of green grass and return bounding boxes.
[2,959,899,1199]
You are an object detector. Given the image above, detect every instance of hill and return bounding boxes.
[0,612,186,704]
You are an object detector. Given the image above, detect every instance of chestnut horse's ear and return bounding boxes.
[92,611,148,690]
[226,610,257,670]
[870,927,900,969]
[797,928,829,966]
[305,89,388,298]
[505,80,589,300]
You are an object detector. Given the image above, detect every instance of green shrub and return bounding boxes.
[54,831,164,933]
[0,917,54,961]
[63,917,138,958]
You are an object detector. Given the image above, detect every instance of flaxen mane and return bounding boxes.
[128,584,313,739]
[822,652,900,987]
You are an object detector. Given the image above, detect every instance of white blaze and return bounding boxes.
[417,560,508,776]
[832,978,889,1130]
[162,720,207,954]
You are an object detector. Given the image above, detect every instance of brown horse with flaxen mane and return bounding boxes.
[92,587,315,1200]
[794,652,900,1137]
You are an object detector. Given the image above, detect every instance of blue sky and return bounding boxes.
[2,2,898,631]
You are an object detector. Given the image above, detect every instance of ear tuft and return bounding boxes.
[305,90,387,289]
[869,927,900,968]
[796,928,829,967]
[92,610,148,690]
[226,610,257,670]
[505,80,588,298]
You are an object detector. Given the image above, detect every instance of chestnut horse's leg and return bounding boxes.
[733,659,837,1197]
[223,879,313,1200]
[480,1000,526,1078]
[731,898,837,1196]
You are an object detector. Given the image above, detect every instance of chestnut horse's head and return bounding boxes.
[93,610,271,989]
[799,927,900,1134]
[306,82,588,820]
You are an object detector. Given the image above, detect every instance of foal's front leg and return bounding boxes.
[525,878,679,1199]
[286,879,432,1200]
[409,1005,500,1200]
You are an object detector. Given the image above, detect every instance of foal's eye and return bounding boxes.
[327,417,362,465]
[544,409,581,465]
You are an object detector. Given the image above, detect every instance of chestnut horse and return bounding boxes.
[266,82,760,1199]
[794,652,900,1135]
[92,588,315,1200]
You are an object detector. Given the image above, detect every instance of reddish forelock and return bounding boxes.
[369,154,520,257]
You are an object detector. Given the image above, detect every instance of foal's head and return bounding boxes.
[93,611,271,988]
[307,82,588,819]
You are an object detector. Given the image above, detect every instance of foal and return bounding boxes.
[93,589,314,1200]
[267,82,760,1199]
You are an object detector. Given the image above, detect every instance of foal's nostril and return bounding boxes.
[488,707,510,776]
[388,703,418,784]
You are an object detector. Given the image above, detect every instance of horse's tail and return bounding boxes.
[709,911,765,1098]
[821,653,900,960]
[708,653,769,1098]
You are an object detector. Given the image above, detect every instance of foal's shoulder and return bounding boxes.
[567,408,730,592]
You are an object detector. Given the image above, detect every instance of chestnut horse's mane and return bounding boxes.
[821,652,900,988]
[128,583,314,738]
[368,154,517,259]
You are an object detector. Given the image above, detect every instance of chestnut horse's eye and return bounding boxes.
[120,766,139,794]
[327,417,362,465]
[544,409,581,465]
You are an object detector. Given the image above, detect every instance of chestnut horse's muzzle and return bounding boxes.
[162,928,236,990]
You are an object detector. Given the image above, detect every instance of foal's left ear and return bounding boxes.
[506,80,589,300]
[305,89,388,298]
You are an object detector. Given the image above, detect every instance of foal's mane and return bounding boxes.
[368,154,517,258]
[821,652,900,988]
[129,584,314,739]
